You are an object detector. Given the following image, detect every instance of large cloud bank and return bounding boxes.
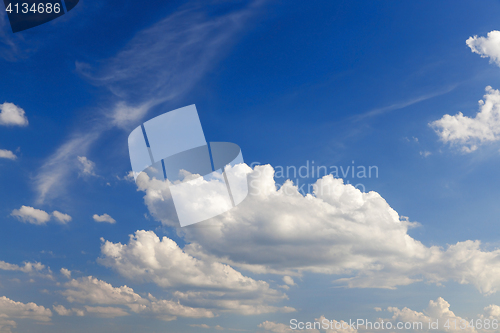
[126,164,500,294]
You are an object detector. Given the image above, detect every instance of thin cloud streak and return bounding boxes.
[35,131,100,204]
[353,84,458,121]
[77,3,260,105]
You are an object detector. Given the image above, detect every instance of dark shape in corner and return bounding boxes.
[3,0,79,33]
[64,0,78,12]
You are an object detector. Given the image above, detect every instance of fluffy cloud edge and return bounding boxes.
[60,275,215,320]
[429,86,500,152]
[0,102,28,127]
[133,163,500,295]
[0,149,17,160]
[467,30,500,67]
[99,230,295,316]
[0,296,52,322]
[93,213,116,224]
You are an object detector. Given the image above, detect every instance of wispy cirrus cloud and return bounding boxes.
[77,156,97,176]
[0,12,24,61]
[76,1,261,119]
[354,84,457,121]
[35,131,100,203]
[34,0,264,203]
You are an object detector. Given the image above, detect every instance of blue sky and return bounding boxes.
[2,0,500,332]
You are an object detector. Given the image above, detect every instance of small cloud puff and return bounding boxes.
[77,156,97,176]
[282,276,296,286]
[0,102,28,126]
[93,213,116,224]
[11,206,50,225]
[420,151,431,157]
[52,211,72,224]
[0,149,17,160]
[11,206,72,225]
[60,268,71,279]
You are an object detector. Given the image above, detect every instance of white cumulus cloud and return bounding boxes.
[11,206,72,226]
[0,314,17,333]
[430,86,500,152]
[481,304,500,320]
[62,275,214,321]
[63,276,144,305]
[0,260,45,273]
[0,296,52,322]
[60,268,71,279]
[52,211,72,224]
[53,305,85,317]
[0,102,28,126]
[283,276,295,286]
[93,213,116,224]
[467,30,500,67]
[0,149,16,160]
[99,230,294,315]
[384,297,476,333]
[52,305,73,316]
[11,206,51,225]
[136,164,500,294]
